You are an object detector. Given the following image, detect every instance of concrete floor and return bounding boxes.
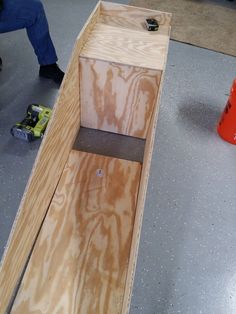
[1,1,236,313]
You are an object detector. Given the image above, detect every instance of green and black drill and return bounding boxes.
[11,104,52,142]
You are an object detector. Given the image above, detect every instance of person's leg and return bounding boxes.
[0,0,64,84]
[23,0,58,66]
[0,0,57,65]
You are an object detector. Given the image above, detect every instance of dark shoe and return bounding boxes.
[39,63,64,85]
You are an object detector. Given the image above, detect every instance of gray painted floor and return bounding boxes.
[1,1,236,313]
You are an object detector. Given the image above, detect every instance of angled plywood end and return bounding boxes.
[0,1,171,313]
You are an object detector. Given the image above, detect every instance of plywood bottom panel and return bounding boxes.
[11,150,141,314]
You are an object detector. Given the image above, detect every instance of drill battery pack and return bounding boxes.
[11,104,52,142]
[145,18,159,31]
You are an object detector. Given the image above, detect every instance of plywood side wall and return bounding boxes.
[0,3,101,313]
[80,57,161,138]
[122,37,170,313]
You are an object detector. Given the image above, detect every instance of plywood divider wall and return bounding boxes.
[0,3,100,313]
[80,57,161,138]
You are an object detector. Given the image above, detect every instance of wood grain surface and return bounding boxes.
[0,3,100,313]
[100,1,171,27]
[1,2,171,313]
[11,150,141,314]
[80,23,170,71]
[99,14,170,36]
[121,33,170,314]
[80,57,161,138]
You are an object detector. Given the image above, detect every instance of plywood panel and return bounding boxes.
[100,1,171,28]
[80,23,170,71]
[99,14,170,36]
[80,57,161,138]
[121,41,170,314]
[11,150,141,314]
[0,3,101,313]
[1,2,171,313]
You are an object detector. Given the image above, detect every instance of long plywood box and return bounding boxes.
[0,2,171,313]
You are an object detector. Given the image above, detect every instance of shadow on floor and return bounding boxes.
[2,138,40,157]
[178,100,222,134]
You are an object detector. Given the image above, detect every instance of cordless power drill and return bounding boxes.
[11,104,52,142]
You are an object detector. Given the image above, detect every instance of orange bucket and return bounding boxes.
[217,79,236,145]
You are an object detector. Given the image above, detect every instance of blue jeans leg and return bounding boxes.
[0,0,58,65]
